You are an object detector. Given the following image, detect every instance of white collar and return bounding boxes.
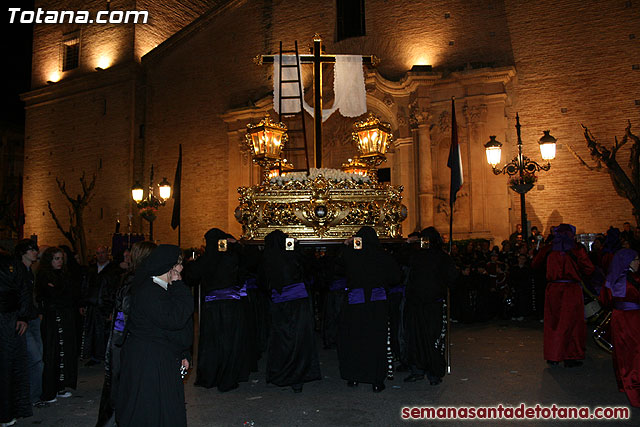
[152,276,168,290]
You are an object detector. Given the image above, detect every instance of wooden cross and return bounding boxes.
[256,34,378,169]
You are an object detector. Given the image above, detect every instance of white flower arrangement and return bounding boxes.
[270,168,370,185]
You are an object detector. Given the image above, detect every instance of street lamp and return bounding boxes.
[131,164,171,241]
[484,113,557,240]
[352,113,393,182]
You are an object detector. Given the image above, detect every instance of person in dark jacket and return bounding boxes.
[0,251,32,425]
[116,244,193,427]
[190,228,250,392]
[81,246,123,365]
[14,238,45,406]
[337,226,401,393]
[36,247,78,403]
[96,241,156,427]
[509,253,534,320]
[404,227,458,385]
[261,230,320,393]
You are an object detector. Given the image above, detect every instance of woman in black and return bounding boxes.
[36,247,78,402]
[190,228,250,392]
[337,226,401,392]
[404,227,458,385]
[96,241,156,427]
[261,230,320,393]
[116,245,193,427]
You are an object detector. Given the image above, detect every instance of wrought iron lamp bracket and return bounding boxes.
[492,156,550,176]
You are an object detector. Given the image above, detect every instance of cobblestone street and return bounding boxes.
[25,319,639,426]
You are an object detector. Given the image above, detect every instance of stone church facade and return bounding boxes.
[22,0,640,251]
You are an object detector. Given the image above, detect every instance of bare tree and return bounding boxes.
[48,172,96,264]
[567,121,640,225]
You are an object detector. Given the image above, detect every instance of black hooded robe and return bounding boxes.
[116,245,193,427]
[337,227,401,386]
[190,228,250,392]
[37,269,78,401]
[261,230,320,388]
[404,245,458,381]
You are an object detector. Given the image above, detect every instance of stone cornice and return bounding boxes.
[434,66,516,89]
[21,61,142,108]
[365,70,441,97]
[366,66,515,98]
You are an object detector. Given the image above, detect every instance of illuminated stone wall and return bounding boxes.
[23,0,640,251]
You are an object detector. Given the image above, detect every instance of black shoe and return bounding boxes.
[84,359,100,367]
[429,377,442,386]
[32,400,50,408]
[564,360,583,368]
[347,381,358,387]
[403,374,425,383]
[292,383,303,393]
[372,383,385,393]
[546,360,559,367]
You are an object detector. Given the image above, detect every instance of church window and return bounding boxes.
[337,0,365,41]
[61,32,80,71]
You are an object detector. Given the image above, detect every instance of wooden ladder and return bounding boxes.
[278,41,310,173]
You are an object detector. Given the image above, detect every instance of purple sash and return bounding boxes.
[614,301,640,311]
[271,282,308,303]
[114,311,125,332]
[348,287,387,304]
[330,278,347,292]
[204,285,244,302]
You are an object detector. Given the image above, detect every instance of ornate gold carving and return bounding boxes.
[236,174,407,240]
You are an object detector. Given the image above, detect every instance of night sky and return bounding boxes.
[2,1,35,128]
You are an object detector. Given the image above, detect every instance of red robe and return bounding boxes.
[533,245,595,361]
[600,277,640,407]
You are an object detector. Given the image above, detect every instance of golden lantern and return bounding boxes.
[340,157,369,176]
[352,114,393,182]
[268,159,295,180]
[246,116,288,182]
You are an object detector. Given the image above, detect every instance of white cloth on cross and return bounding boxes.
[273,54,367,122]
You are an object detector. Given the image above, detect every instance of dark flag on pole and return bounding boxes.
[447,97,463,206]
[445,97,463,376]
[16,181,25,239]
[171,144,182,230]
